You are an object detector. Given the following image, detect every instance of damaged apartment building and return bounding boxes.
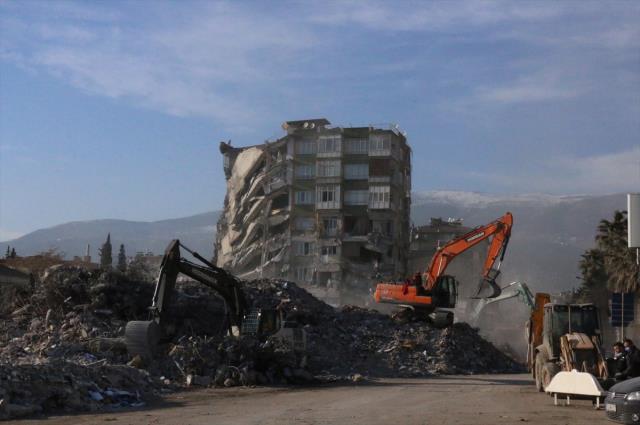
[214,118,411,296]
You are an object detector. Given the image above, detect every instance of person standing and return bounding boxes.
[617,339,640,380]
[610,342,627,380]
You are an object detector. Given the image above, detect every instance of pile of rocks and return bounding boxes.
[0,266,522,419]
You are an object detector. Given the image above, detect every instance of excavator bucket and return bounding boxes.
[471,267,502,298]
[474,267,503,299]
[473,277,502,299]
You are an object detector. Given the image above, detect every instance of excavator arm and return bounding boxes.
[468,281,534,326]
[149,239,246,330]
[423,212,513,295]
[125,239,247,358]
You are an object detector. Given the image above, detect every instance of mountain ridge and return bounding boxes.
[1,192,627,292]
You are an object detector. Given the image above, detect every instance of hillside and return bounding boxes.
[0,212,219,260]
[412,191,626,292]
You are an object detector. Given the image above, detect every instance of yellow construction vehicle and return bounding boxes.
[527,293,609,392]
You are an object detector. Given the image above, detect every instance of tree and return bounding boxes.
[10,248,16,259]
[576,248,607,302]
[5,246,9,259]
[99,233,113,269]
[579,210,640,294]
[127,252,155,281]
[117,244,127,273]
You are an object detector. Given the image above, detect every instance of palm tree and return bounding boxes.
[587,211,640,293]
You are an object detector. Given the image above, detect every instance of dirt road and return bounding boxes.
[14,374,609,425]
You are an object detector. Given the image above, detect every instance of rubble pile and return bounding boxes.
[0,267,521,419]
[245,280,522,378]
[0,268,309,418]
[0,362,153,420]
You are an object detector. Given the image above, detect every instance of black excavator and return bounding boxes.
[124,239,306,360]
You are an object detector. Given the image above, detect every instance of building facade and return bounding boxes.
[214,118,411,296]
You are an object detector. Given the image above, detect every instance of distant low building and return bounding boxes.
[408,217,486,274]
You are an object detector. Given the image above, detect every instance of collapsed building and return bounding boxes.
[214,119,412,300]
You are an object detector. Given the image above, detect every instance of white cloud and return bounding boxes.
[468,147,640,194]
[1,1,638,127]
[1,2,316,129]
[311,0,566,32]
[311,1,639,109]
[474,68,586,104]
[546,147,640,194]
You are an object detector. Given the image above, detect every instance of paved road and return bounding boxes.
[15,374,610,425]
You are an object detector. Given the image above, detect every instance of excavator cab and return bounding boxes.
[241,308,306,353]
[431,275,458,308]
[241,308,286,337]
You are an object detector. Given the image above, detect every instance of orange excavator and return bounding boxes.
[374,212,513,327]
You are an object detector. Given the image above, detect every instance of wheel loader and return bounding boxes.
[527,293,609,392]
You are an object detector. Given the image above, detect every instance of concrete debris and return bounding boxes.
[0,265,522,419]
[239,279,522,379]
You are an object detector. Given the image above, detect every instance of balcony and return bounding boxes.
[369,176,391,184]
[368,148,391,157]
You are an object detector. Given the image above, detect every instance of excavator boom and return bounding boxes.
[125,239,248,358]
[151,240,246,329]
[424,212,512,294]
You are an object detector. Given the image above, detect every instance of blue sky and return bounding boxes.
[1,0,639,240]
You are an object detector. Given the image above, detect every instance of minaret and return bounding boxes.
[84,244,91,263]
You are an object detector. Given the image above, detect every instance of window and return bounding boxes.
[296,140,316,155]
[317,160,341,177]
[294,241,315,256]
[294,267,313,283]
[318,135,341,153]
[317,184,340,209]
[345,138,368,154]
[344,190,368,205]
[295,191,314,205]
[321,245,337,256]
[344,163,368,179]
[372,220,387,234]
[369,134,391,154]
[369,186,391,209]
[322,217,338,236]
[295,164,315,179]
[295,217,314,231]
[318,186,335,202]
